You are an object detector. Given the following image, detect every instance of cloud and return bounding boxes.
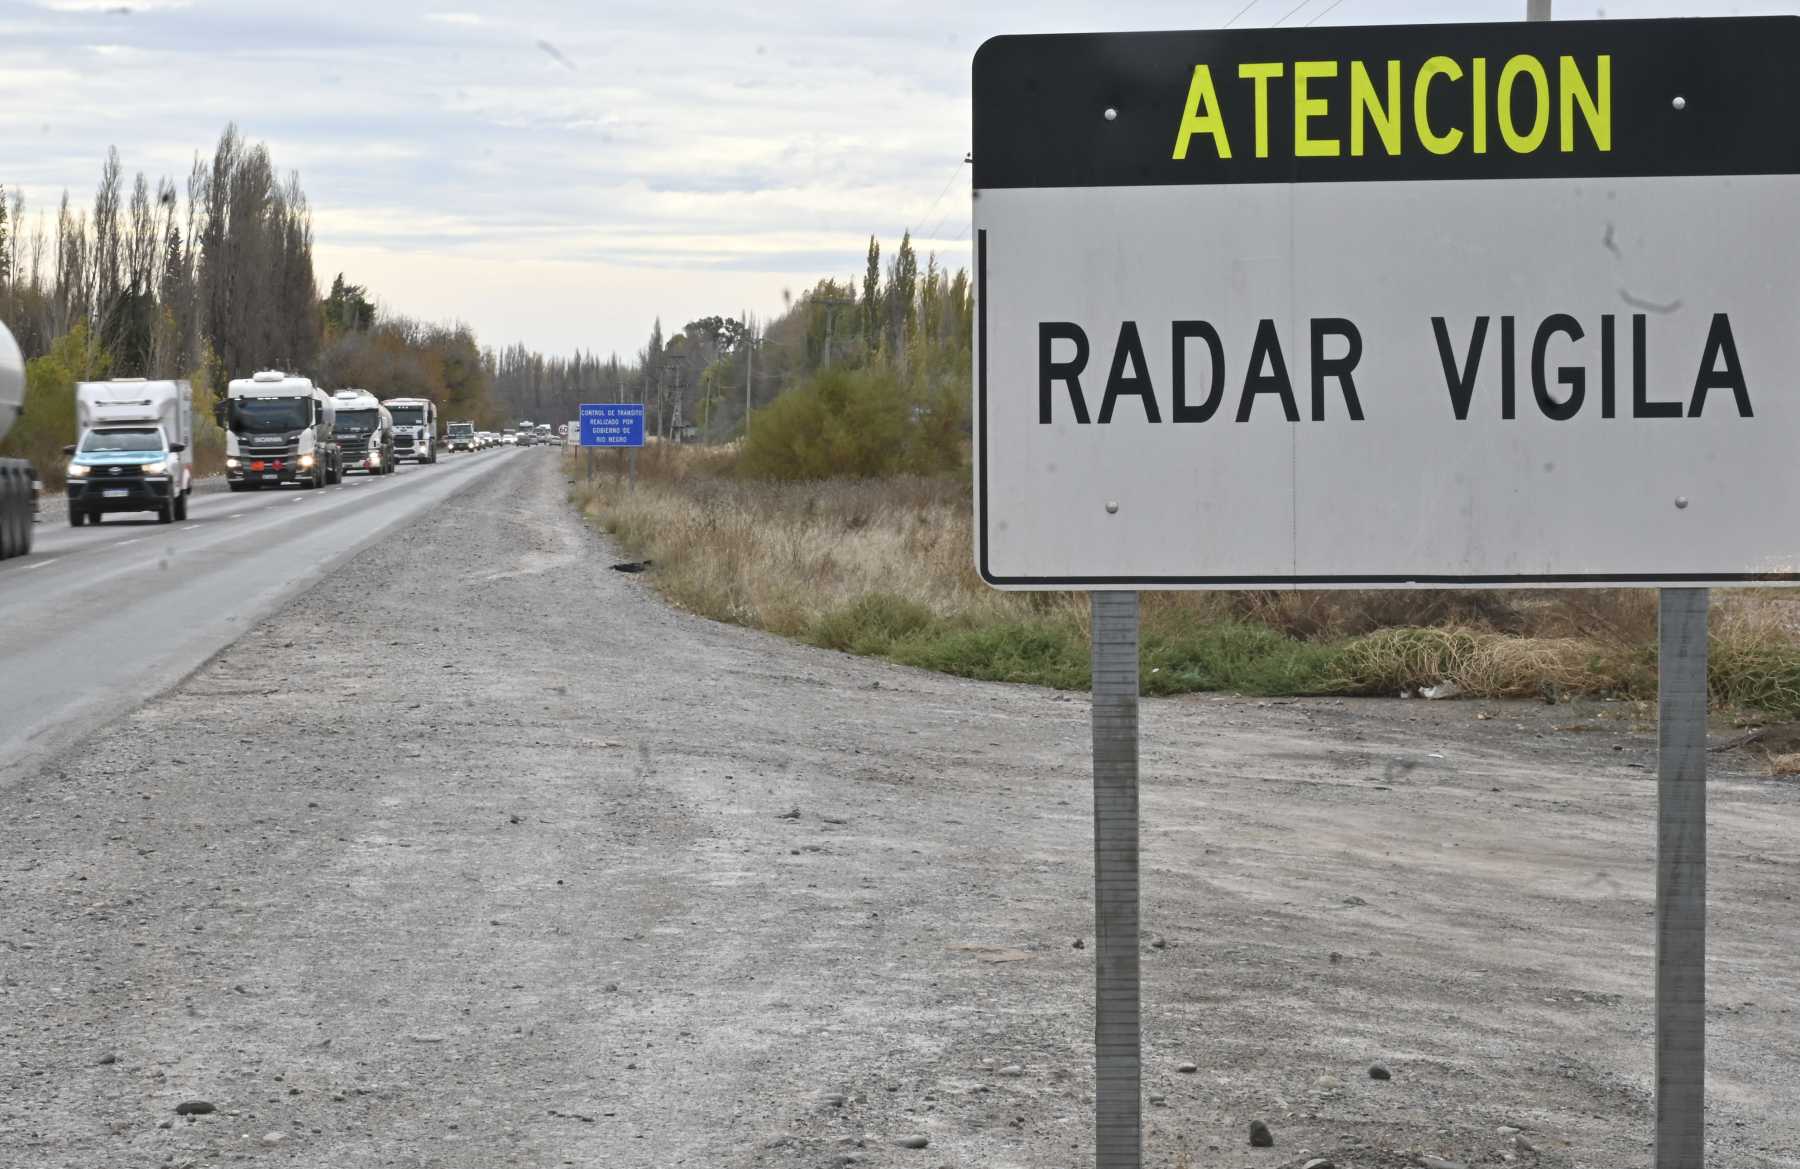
[1,0,1683,358]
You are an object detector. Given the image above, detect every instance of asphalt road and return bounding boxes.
[0,446,524,785]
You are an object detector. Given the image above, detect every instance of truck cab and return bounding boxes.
[225,371,340,491]
[65,379,194,525]
[331,389,395,475]
[383,397,438,464]
[446,421,476,452]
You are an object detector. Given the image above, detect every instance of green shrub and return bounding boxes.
[738,365,963,481]
[807,593,939,655]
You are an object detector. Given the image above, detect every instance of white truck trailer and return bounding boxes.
[225,371,341,491]
[383,397,438,463]
[65,378,194,524]
[0,322,34,558]
[331,389,395,475]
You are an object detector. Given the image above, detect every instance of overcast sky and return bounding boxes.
[0,0,1784,359]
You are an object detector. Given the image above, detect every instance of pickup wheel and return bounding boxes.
[68,505,85,527]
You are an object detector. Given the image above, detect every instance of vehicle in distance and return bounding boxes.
[225,371,341,491]
[501,429,517,446]
[383,397,438,463]
[535,423,552,446]
[447,421,476,452]
[65,378,194,524]
[332,389,395,475]
[0,321,36,559]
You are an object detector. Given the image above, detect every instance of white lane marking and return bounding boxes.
[183,525,200,531]
[118,538,142,546]
[228,513,244,519]
[23,557,59,570]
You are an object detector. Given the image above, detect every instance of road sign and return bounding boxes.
[578,403,645,448]
[973,17,1800,589]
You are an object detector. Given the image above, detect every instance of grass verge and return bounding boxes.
[567,445,1800,719]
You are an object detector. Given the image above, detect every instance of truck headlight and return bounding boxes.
[298,454,315,469]
[140,460,167,475]
[67,463,90,478]
[226,458,240,469]
[368,451,381,465]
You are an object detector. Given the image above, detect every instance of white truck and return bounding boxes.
[331,389,395,475]
[0,322,35,558]
[65,378,194,525]
[383,397,438,464]
[225,370,341,491]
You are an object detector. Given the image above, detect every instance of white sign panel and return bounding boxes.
[972,18,1800,588]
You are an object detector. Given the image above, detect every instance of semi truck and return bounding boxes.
[225,370,341,491]
[446,420,476,452]
[65,378,194,524]
[0,321,35,559]
[331,389,395,475]
[383,397,438,463]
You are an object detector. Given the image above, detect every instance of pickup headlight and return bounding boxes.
[67,463,90,478]
[140,460,168,475]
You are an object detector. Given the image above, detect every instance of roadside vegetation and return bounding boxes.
[571,442,1800,720]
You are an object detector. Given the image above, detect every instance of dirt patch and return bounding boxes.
[2,453,1796,1168]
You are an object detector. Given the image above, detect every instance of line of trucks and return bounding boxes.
[0,313,528,559]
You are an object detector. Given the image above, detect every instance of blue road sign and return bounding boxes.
[579,403,646,448]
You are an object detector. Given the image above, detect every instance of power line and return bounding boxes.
[1223,0,1258,28]
[908,157,967,241]
[1275,0,1313,25]
[1305,0,1346,24]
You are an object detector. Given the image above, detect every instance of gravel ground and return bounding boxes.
[3,451,1797,1169]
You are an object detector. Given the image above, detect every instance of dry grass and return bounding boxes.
[566,445,1800,716]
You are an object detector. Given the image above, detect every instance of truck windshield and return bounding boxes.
[389,406,425,427]
[449,423,473,435]
[337,409,380,434]
[80,427,162,453]
[231,397,309,433]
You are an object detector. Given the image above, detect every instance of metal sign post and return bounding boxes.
[1657,588,1708,1168]
[1090,591,1141,1167]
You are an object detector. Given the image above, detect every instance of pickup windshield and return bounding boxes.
[231,397,309,433]
[389,406,425,427]
[337,409,380,434]
[80,427,162,453]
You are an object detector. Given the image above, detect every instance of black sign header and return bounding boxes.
[972,17,1800,188]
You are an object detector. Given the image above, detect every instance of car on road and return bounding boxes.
[65,378,194,525]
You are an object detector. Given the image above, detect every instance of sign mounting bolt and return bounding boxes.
[1105,501,1120,514]
[1103,107,1118,121]
[1672,95,1687,111]
[1675,496,1690,510]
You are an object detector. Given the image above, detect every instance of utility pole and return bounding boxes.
[817,296,856,369]
[744,310,753,435]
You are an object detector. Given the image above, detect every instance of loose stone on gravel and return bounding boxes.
[776,807,801,820]
[996,1064,1024,1077]
[1369,1063,1392,1080]
[96,1052,116,1065]
[173,1101,215,1116]
[1302,1160,1336,1169]
[1249,1119,1274,1147]
[1176,1062,1197,1074]
[261,1131,285,1145]
[1416,1157,1467,1169]
[894,1134,929,1148]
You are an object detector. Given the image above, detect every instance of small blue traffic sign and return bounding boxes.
[579,403,645,448]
